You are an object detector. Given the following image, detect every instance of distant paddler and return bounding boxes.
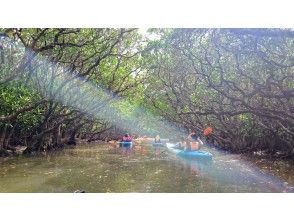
[152,135,166,156]
[152,135,164,147]
[120,133,133,155]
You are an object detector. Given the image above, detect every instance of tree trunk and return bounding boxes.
[3,122,16,148]
[67,130,77,145]
[52,124,62,148]
[23,132,45,154]
[0,124,8,150]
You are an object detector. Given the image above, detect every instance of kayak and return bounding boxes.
[137,138,169,144]
[166,143,212,160]
[118,142,133,148]
[152,142,166,148]
[177,150,212,160]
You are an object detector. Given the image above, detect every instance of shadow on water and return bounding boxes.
[0,142,293,193]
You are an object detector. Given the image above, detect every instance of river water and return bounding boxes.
[0,142,293,193]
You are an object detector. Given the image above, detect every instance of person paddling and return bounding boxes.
[154,135,161,143]
[122,133,133,142]
[187,131,203,151]
[121,133,133,155]
[153,135,161,155]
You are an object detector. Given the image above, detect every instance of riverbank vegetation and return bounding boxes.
[0,29,293,158]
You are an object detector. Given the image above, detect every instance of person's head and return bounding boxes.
[124,133,129,137]
[155,135,160,139]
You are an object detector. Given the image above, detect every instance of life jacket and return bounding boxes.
[190,142,199,151]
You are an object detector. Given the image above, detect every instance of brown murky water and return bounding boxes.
[0,142,293,192]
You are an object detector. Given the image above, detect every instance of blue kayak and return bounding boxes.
[166,143,212,160]
[118,142,133,148]
[177,150,212,160]
[152,142,166,148]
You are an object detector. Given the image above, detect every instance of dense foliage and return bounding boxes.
[0,28,146,155]
[0,28,293,157]
[143,29,294,157]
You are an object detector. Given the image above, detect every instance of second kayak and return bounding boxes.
[152,142,166,148]
[166,143,213,160]
[118,142,133,148]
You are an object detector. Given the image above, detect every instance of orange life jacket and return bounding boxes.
[190,142,199,151]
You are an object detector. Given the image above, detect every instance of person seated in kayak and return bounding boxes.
[121,134,133,155]
[122,133,133,142]
[187,131,203,151]
[154,135,161,143]
[120,133,132,147]
[152,135,162,155]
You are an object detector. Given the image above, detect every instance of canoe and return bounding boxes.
[166,143,212,160]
